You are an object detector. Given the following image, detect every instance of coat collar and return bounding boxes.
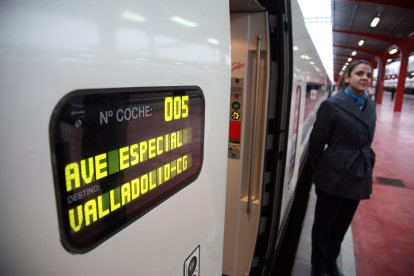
[331,90,375,128]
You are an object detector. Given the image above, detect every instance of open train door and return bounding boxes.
[223,2,271,275]
[224,0,295,275]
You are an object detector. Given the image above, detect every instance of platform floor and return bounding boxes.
[353,93,414,276]
[291,93,414,276]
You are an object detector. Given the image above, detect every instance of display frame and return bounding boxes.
[49,86,205,254]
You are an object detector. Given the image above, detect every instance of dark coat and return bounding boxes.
[309,90,376,200]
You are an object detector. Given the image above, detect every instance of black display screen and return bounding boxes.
[49,86,204,253]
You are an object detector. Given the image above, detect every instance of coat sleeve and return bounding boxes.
[309,100,335,171]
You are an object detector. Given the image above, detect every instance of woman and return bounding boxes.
[309,60,376,276]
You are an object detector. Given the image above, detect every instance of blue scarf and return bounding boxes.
[345,86,366,110]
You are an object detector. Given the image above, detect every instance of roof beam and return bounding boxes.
[334,59,349,63]
[334,53,372,59]
[333,29,398,44]
[333,44,381,56]
[335,54,355,58]
[334,56,352,60]
[335,0,414,10]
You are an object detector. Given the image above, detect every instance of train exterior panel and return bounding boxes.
[0,1,231,275]
[279,0,329,227]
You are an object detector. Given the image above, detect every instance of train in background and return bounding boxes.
[383,78,414,95]
[0,0,329,275]
[377,56,414,95]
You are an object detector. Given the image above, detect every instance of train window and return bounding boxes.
[49,86,205,253]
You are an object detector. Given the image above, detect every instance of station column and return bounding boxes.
[394,45,409,112]
[375,55,386,104]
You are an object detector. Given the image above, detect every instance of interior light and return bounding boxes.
[351,51,357,56]
[387,58,392,62]
[358,39,365,46]
[293,46,299,51]
[370,15,380,28]
[389,48,398,55]
[347,57,352,62]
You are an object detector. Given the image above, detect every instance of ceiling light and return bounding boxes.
[389,48,398,55]
[387,58,392,62]
[293,46,299,51]
[347,57,352,62]
[370,14,380,28]
[351,51,357,56]
[358,39,365,46]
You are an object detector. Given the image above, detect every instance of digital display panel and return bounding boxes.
[50,86,204,253]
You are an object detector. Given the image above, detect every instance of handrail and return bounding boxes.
[248,34,262,214]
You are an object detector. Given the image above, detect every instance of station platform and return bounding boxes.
[291,92,414,276]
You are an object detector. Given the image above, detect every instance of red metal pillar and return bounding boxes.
[394,45,409,112]
[375,55,386,104]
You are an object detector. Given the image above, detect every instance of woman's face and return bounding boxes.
[345,63,372,95]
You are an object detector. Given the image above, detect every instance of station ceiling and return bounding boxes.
[332,0,414,81]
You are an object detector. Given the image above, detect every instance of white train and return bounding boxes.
[383,79,414,94]
[0,0,329,275]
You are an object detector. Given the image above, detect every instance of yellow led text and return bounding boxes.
[64,128,192,192]
[68,154,191,233]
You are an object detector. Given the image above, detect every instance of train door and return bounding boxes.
[223,0,297,274]
[223,6,270,276]
[223,0,332,274]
